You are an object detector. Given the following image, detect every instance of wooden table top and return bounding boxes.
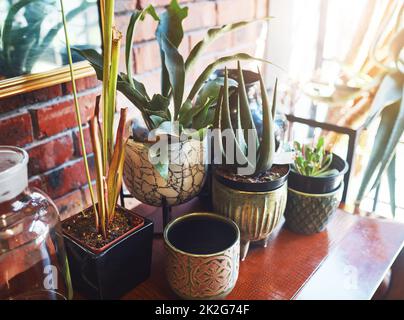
[115,198,404,300]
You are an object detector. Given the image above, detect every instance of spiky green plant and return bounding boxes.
[61,0,127,239]
[75,0,273,133]
[214,62,277,176]
[292,137,339,177]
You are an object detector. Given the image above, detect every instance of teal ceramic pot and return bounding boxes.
[284,183,343,235]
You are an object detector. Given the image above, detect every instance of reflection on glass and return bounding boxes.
[0,0,101,79]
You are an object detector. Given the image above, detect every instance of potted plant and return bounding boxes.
[212,64,290,261]
[59,0,153,299]
[284,137,348,235]
[77,0,272,208]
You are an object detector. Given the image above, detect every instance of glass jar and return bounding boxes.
[0,146,72,300]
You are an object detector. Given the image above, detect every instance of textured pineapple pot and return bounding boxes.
[284,183,343,235]
[124,137,207,206]
[212,165,290,261]
[285,153,348,235]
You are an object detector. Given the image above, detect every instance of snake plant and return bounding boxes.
[214,62,277,176]
[75,0,272,135]
[0,0,91,77]
[292,137,339,177]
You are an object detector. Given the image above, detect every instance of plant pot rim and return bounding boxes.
[62,205,145,255]
[129,135,206,146]
[164,212,240,258]
[290,152,349,180]
[288,182,344,197]
[214,164,290,192]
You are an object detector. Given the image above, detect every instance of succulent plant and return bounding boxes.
[214,62,277,177]
[292,137,339,177]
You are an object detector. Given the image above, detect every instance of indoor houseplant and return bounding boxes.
[212,64,289,261]
[77,0,272,207]
[284,137,348,235]
[59,0,153,299]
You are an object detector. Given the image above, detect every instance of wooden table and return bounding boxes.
[118,198,404,300]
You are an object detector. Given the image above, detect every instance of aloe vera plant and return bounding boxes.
[214,63,277,177]
[61,0,127,238]
[292,137,339,177]
[75,0,272,134]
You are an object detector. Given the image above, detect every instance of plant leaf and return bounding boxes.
[237,61,258,146]
[364,72,403,127]
[368,86,404,192]
[187,53,278,101]
[256,70,275,174]
[157,34,185,120]
[356,101,401,203]
[185,17,272,73]
[156,0,188,96]
[125,7,159,88]
[387,152,396,217]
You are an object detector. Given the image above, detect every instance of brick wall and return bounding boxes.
[0,0,268,219]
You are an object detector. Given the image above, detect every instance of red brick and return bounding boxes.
[77,92,99,123]
[43,157,94,199]
[63,76,100,94]
[115,0,137,13]
[134,41,162,73]
[32,100,76,138]
[27,134,74,175]
[183,1,217,32]
[0,112,34,146]
[217,0,256,25]
[232,23,262,47]
[73,126,93,156]
[138,0,192,8]
[28,175,46,190]
[255,0,268,18]
[134,14,159,42]
[54,189,84,220]
[32,91,99,139]
[0,85,62,113]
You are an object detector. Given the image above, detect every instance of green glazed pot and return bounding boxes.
[284,183,343,235]
[212,176,288,261]
[164,213,240,300]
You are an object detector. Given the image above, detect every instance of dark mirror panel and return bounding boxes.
[0,0,101,79]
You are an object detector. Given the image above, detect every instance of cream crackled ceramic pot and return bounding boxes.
[123,136,207,207]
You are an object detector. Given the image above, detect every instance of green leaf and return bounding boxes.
[187,53,278,101]
[368,87,404,192]
[192,97,214,130]
[256,70,275,174]
[364,73,403,127]
[125,7,159,88]
[387,153,396,217]
[221,69,254,172]
[356,101,401,203]
[237,61,257,145]
[185,17,272,73]
[195,77,237,107]
[157,34,185,120]
[178,99,193,127]
[156,0,188,96]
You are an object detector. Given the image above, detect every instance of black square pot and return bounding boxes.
[63,217,153,299]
